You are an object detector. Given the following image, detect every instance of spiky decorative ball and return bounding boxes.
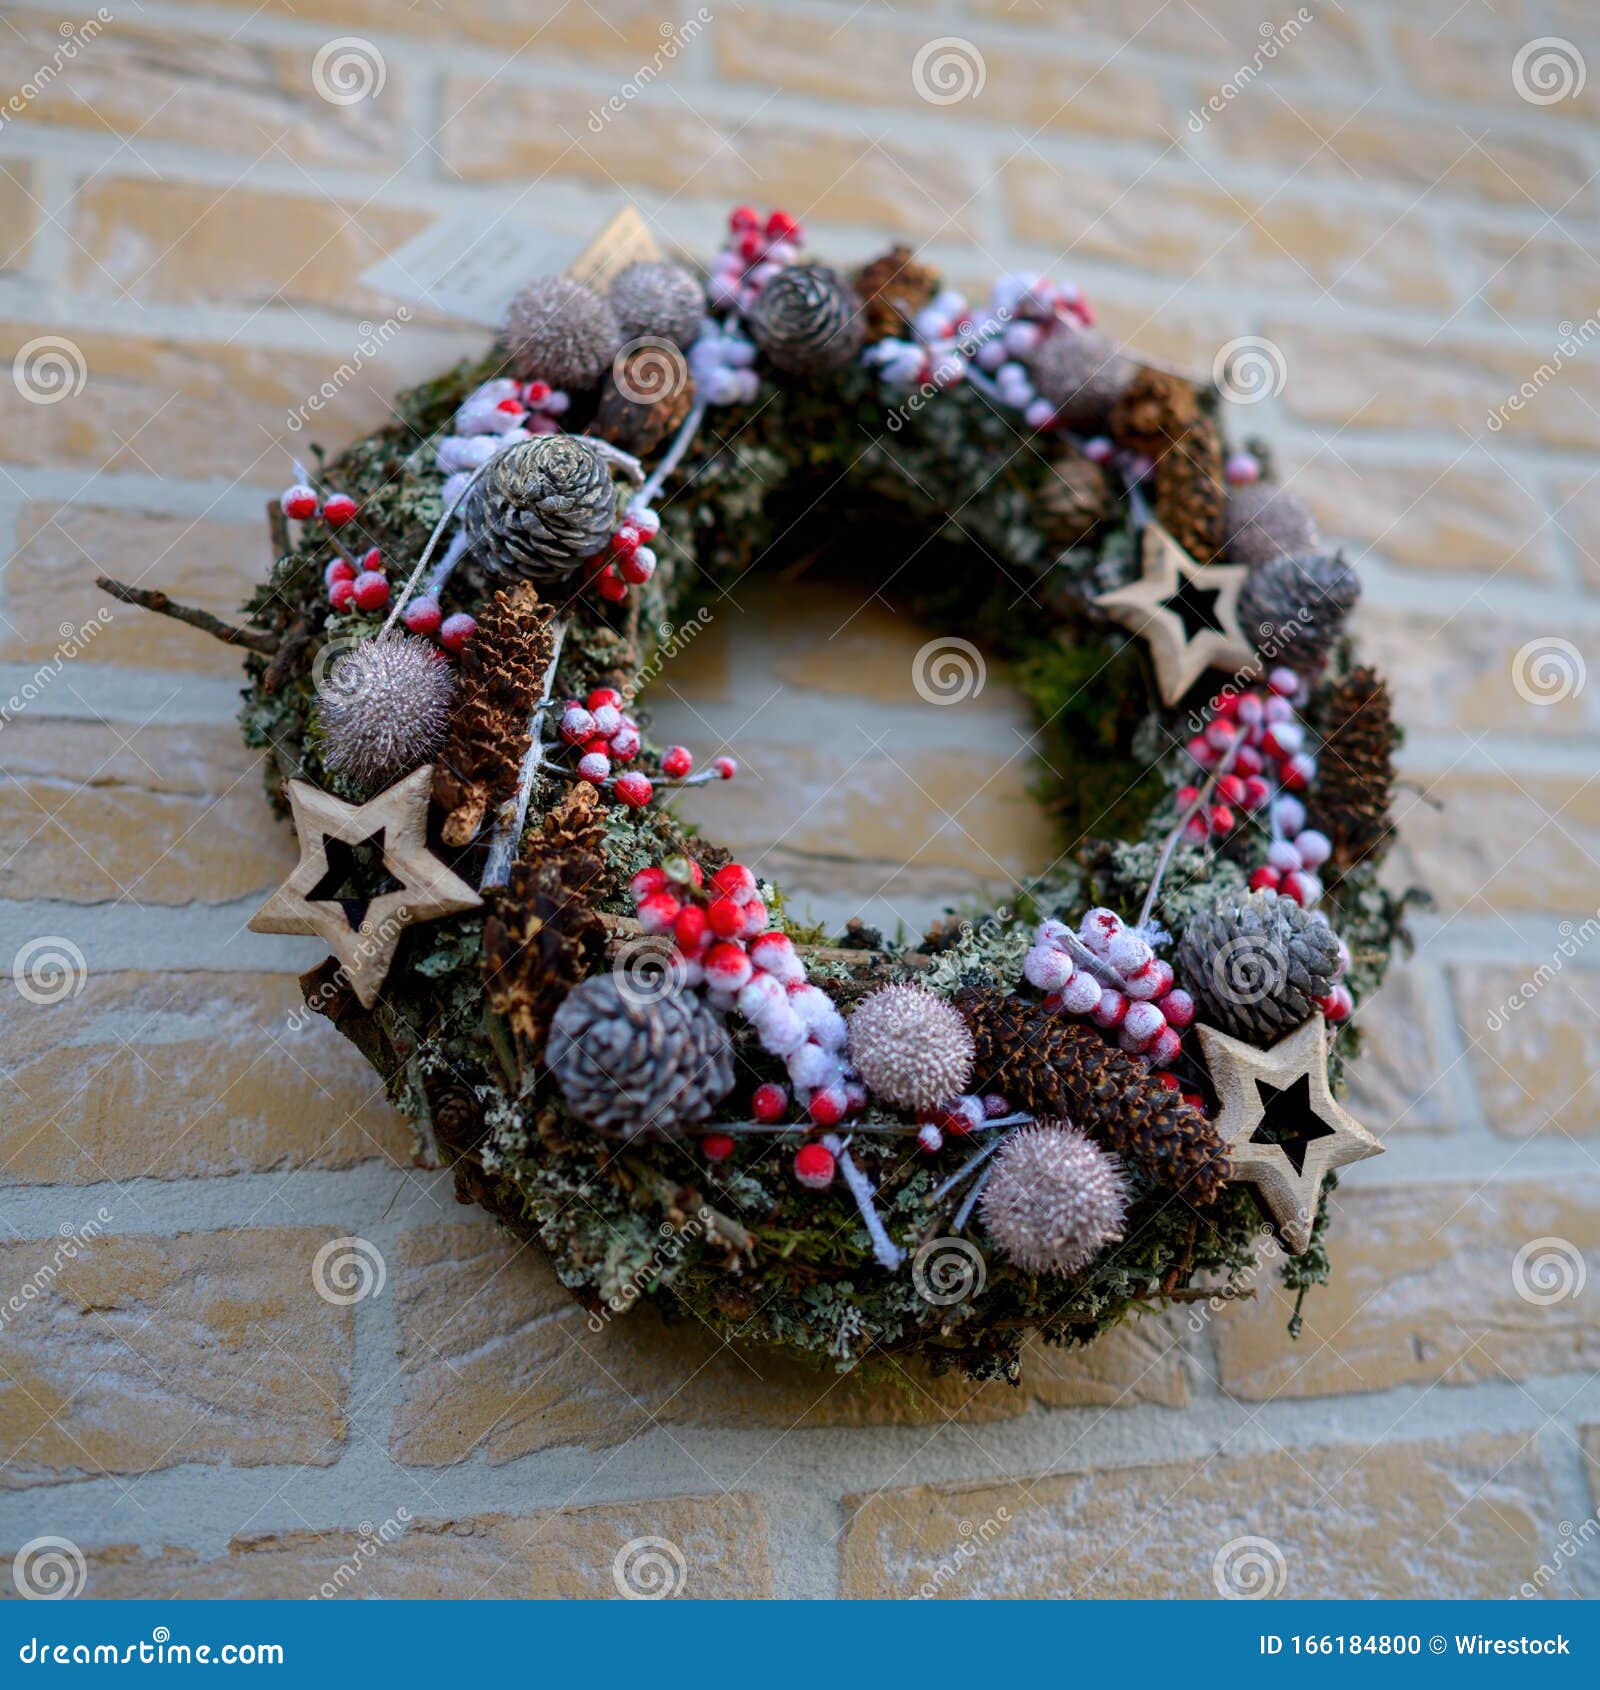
[503,275,622,389]
[847,982,974,1110]
[748,263,864,375]
[546,974,734,1138]
[315,634,454,792]
[1238,549,1361,672]
[609,260,705,349]
[464,435,618,583]
[1028,326,1134,429]
[1175,888,1342,1042]
[979,1124,1128,1276]
[1223,482,1320,567]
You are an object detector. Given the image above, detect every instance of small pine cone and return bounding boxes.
[853,246,940,344]
[1238,549,1360,673]
[978,1123,1128,1276]
[749,264,864,375]
[1109,365,1202,459]
[847,982,974,1110]
[427,1082,482,1148]
[608,260,704,349]
[1151,412,1227,563]
[1175,889,1341,1044]
[503,275,621,389]
[1028,327,1134,430]
[1310,666,1398,870]
[315,634,454,793]
[483,848,607,1048]
[956,986,1231,1203]
[593,342,695,453]
[546,975,734,1138]
[464,435,618,585]
[1033,449,1111,549]
[1223,481,1320,567]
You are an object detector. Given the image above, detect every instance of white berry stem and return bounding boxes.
[637,396,707,508]
[822,1133,905,1271]
[380,455,497,638]
[423,529,470,603]
[480,616,568,891]
[1137,730,1244,931]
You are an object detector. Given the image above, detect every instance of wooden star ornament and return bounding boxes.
[1196,1014,1383,1253]
[1095,520,1258,705]
[249,765,481,1008]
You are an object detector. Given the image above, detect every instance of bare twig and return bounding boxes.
[481,617,569,890]
[98,576,278,654]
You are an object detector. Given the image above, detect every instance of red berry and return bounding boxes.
[1208,804,1236,834]
[1234,743,1265,778]
[740,898,769,937]
[1182,1093,1206,1112]
[358,546,382,574]
[614,771,653,808]
[736,230,765,262]
[1278,870,1311,905]
[496,397,524,415]
[281,485,318,521]
[328,576,356,612]
[704,940,753,991]
[707,896,745,939]
[674,905,710,954]
[402,596,443,636]
[352,570,389,612]
[577,750,611,784]
[729,204,760,233]
[752,1082,787,1123]
[587,688,622,711]
[1153,1070,1180,1091]
[324,557,355,588]
[524,380,552,405]
[793,1141,835,1188]
[1242,774,1271,809]
[714,863,757,903]
[1204,719,1236,751]
[439,613,477,653]
[765,209,800,241]
[619,549,655,585]
[1320,984,1354,1024]
[1147,1025,1183,1067]
[561,705,596,743]
[1091,988,1128,1029]
[1186,735,1216,767]
[596,565,628,603]
[713,756,737,780]
[1217,774,1247,805]
[609,723,642,761]
[1282,752,1316,792]
[636,890,681,933]
[322,493,357,527]
[1176,784,1201,809]
[1250,864,1283,892]
[631,866,668,902]
[1268,666,1299,697]
[807,1088,846,1129]
[1210,691,1241,721]
[661,745,693,779]
[701,1133,735,1164]
[609,525,641,556]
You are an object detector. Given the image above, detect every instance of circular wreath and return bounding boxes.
[108,208,1412,1381]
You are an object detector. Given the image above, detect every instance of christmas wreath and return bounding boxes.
[103,206,1413,1381]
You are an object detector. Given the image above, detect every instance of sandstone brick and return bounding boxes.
[0,9,406,164]
[438,76,978,236]
[1004,162,1453,310]
[717,9,1170,142]
[1213,94,1594,212]
[1291,450,1559,580]
[0,1228,352,1488]
[68,178,429,320]
[390,1223,1188,1465]
[1,163,35,273]
[1393,22,1598,122]
[1343,962,1453,1134]
[841,1432,1565,1597]
[1452,965,1600,1139]
[3,503,267,674]
[0,716,292,904]
[9,1495,772,1598]
[1459,225,1600,329]
[1549,471,1600,592]
[0,970,408,1184]
[1212,1181,1600,1400]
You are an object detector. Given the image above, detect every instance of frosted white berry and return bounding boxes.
[1122,1001,1166,1049]
[749,931,804,983]
[1267,839,1304,873]
[1059,971,1102,1016]
[1079,908,1122,956]
[577,750,611,783]
[1106,929,1153,976]
[738,972,786,1021]
[1091,988,1127,1029]
[789,1040,842,1093]
[1023,945,1074,992]
[1295,828,1332,868]
[1271,794,1306,837]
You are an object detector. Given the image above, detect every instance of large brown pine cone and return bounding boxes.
[1174,890,1341,1043]
[1310,666,1398,869]
[749,264,864,375]
[853,246,939,343]
[1151,412,1227,563]
[464,435,618,584]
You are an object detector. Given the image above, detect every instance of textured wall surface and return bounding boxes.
[3,0,1600,1602]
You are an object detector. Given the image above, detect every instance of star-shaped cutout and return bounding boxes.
[1095,520,1258,705]
[1196,1014,1383,1253]
[249,766,481,1009]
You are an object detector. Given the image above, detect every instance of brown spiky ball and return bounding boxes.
[979,1123,1128,1276]
[1222,481,1320,567]
[609,260,705,349]
[315,634,455,792]
[847,982,974,1110]
[503,275,622,389]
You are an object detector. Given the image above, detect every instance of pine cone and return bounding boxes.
[1175,890,1341,1043]
[1109,365,1202,459]
[749,264,864,374]
[956,986,1231,1203]
[483,847,607,1048]
[1033,449,1111,549]
[547,976,735,1138]
[432,582,554,846]
[426,1081,482,1150]
[1238,550,1360,673]
[1310,666,1397,870]
[593,342,695,453]
[853,246,939,344]
[1151,412,1227,563]
[1027,327,1134,430]
[464,435,618,584]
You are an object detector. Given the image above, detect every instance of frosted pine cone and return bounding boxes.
[979,1123,1127,1276]
[748,264,864,375]
[609,260,705,349]
[847,982,974,1110]
[1175,889,1341,1043]
[315,634,454,793]
[1238,550,1360,673]
[1027,326,1134,430]
[503,276,621,389]
[1223,482,1320,567]
[546,975,734,1138]
[464,435,618,584]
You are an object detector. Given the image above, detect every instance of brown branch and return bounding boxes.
[266,497,291,561]
[98,576,278,654]
[260,615,312,694]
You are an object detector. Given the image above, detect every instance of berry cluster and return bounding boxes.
[1023,907,1195,1070]
[1249,794,1333,910]
[706,206,804,314]
[280,479,357,531]
[436,376,571,510]
[688,318,760,407]
[584,503,662,605]
[561,692,733,810]
[631,857,861,1136]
